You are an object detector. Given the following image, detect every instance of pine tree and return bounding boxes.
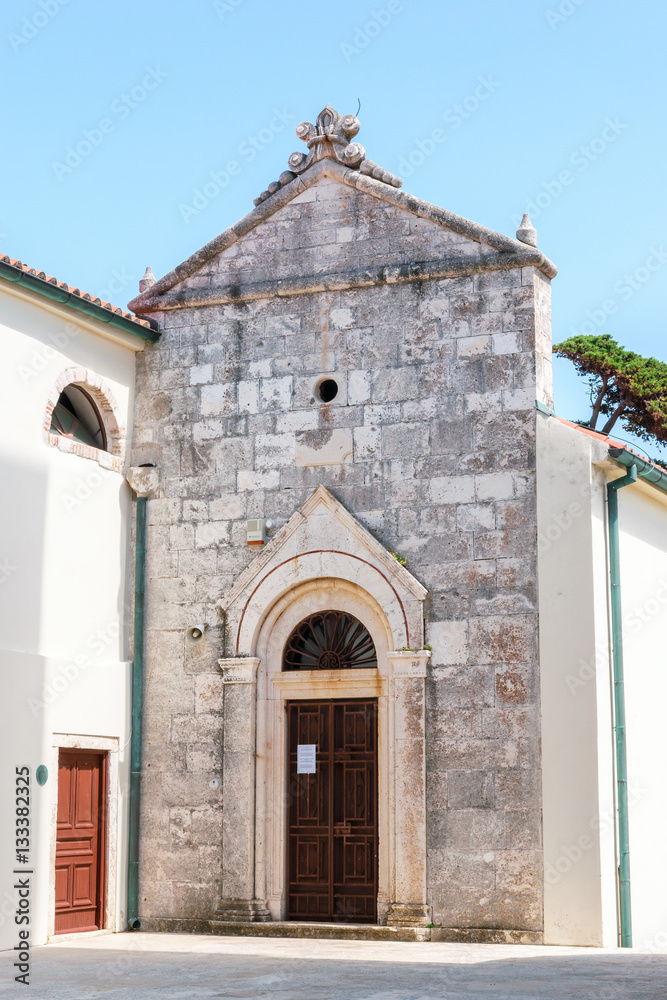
[553,334,667,443]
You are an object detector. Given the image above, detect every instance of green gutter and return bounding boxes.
[608,447,667,492]
[128,492,147,930]
[0,260,159,343]
[606,462,637,948]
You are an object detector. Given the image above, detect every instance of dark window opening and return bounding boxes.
[282,611,377,671]
[50,385,107,451]
[317,378,339,403]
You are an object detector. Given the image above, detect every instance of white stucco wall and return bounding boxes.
[617,483,667,949]
[0,281,144,949]
[538,412,667,949]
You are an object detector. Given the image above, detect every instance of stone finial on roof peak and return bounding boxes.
[288,104,365,173]
[516,213,537,247]
[253,104,402,207]
[139,266,156,293]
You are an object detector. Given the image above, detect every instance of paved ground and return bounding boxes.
[1,932,667,999]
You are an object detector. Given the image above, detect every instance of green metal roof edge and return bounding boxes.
[534,401,667,493]
[608,447,667,494]
[0,260,160,343]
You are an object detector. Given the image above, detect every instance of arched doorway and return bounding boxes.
[284,612,379,923]
[217,485,431,928]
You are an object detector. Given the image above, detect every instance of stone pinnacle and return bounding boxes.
[139,266,156,293]
[516,214,537,247]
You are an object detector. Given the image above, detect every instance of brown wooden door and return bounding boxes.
[287,699,377,923]
[55,751,106,934]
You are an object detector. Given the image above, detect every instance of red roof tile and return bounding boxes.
[556,416,667,476]
[0,255,153,331]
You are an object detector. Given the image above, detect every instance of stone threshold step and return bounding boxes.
[209,920,432,942]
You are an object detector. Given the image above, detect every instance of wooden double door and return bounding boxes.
[55,750,107,934]
[287,699,378,923]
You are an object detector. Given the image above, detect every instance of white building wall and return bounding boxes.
[617,484,667,949]
[538,411,667,948]
[536,414,615,946]
[0,281,143,949]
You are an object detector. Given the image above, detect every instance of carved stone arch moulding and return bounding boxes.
[220,484,427,657]
[215,485,432,930]
[43,366,126,472]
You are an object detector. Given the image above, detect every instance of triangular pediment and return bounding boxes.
[221,485,427,615]
[128,107,556,315]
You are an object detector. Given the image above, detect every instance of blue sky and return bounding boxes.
[2,0,666,454]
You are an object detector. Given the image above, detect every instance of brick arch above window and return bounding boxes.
[44,367,126,472]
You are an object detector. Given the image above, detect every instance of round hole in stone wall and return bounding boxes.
[317,378,339,403]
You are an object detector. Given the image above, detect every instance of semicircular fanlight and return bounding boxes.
[50,384,107,451]
[282,611,377,671]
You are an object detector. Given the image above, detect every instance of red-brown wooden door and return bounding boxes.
[55,751,106,934]
[287,699,378,923]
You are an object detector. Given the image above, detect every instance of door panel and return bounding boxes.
[55,751,106,934]
[287,699,377,923]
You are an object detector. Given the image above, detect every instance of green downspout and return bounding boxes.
[607,462,637,948]
[128,491,148,930]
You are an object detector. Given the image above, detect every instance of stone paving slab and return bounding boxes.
[1,932,667,999]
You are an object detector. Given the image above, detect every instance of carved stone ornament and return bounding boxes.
[288,105,365,174]
[253,104,402,207]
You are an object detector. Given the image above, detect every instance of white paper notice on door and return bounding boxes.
[297,744,316,774]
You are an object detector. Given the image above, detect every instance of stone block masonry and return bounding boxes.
[130,115,554,936]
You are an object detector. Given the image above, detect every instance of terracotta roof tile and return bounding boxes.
[556,416,667,476]
[0,255,153,331]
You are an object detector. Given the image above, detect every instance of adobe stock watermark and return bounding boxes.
[538,500,584,553]
[8,0,72,53]
[62,466,115,514]
[178,108,294,223]
[51,67,168,181]
[340,1,403,62]
[0,556,17,586]
[28,622,119,715]
[545,780,646,886]
[396,76,500,179]
[565,577,667,695]
[566,246,667,338]
[98,266,135,304]
[17,267,135,384]
[545,0,587,31]
[213,0,244,18]
[626,579,667,634]
[511,117,627,228]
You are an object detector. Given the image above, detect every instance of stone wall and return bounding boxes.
[131,173,552,933]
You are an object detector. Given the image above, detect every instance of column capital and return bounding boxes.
[217,657,260,683]
[387,650,431,678]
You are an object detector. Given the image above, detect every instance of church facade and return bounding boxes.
[127,105,555,941]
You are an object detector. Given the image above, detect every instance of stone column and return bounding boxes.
[215,657,269,922]
[386,650,431,927]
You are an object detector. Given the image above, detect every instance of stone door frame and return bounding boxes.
[47,734,120,941]
[218,578,431,926]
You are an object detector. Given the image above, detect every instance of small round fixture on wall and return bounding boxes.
[209,777,222,791]
[186,623,208,644]
[316,378,339,403]
[36,765,48,786]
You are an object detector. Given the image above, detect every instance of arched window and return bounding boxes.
[44,367,126,471]
[49,384,107,451]
[282,611,377,671]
